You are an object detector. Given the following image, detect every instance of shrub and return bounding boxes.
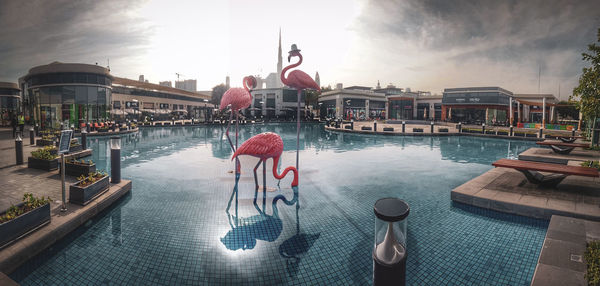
[581,160,600,170]
[76,171,108,187]
[585,241,600,286]
[31,146,57,160]
[0,193,51,223]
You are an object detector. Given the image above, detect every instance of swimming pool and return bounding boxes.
[11,124,548,285]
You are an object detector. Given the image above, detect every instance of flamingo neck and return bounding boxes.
[272,155,298,187]
[281,53,303,86]
[243,77,253,100]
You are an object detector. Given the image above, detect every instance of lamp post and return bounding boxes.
[373,198,409,286]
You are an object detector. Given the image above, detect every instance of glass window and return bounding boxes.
[62,86,75,104]
[39,87,50,104]
[76,74,86,83]
[87,74,97,84]
[75,86,88,104]
[87,86,98,103]
[98,87,106,105]
[50,86,62,104]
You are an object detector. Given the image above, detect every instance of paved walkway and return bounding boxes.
[451,165,600,220]
[531,215,600,286]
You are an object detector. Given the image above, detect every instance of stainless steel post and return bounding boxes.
[15,133,23,165]
[61,153,67,212]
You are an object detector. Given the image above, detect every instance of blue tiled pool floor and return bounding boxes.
[11,124,548,285]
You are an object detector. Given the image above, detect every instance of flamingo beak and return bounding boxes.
[287,55,291,62]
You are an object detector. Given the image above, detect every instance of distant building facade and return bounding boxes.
[159,81,172,87]
[0,82,20,126]
[318,85,387,120]
[175,79,197,92]
[249,88,306,119]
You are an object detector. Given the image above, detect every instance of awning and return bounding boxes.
[515,99,559,107]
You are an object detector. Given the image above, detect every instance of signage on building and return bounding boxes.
[125,101,139,109]
[469,98,480,102]
[160,103,169,109]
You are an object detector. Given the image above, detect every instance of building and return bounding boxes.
[512,94,558,124]
[112,77,211,121]
[159,81,172,87]
[249,88,306,119]
[19,62,113,129]
[0,82,20,126]
[17,62,213,129]
[175,79,197,92]
[318,85,387,120]
[374,84,442,121]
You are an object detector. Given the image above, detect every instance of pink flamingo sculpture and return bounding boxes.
[232,132,298,210]
[220,76,257,173]
[281,44,320,173]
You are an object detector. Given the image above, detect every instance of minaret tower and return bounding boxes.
[277,28,283,87]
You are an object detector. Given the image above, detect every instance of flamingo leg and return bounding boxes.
[225,111,235,154]
[296,89,301,173]
[225,173,240,227]
[235,112,240,174]
[253,160,262,212]
[262,160,267,211]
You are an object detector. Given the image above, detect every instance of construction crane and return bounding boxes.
[175,73,186,81]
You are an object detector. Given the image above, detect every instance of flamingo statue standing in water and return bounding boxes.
[281,44,320,174]
[232,132,298,210]
[220,76,257,173]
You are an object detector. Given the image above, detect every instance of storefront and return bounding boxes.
[388,97,414,120]
[442,87,511,125]
[0,82,20,126]
[20,62,113,130]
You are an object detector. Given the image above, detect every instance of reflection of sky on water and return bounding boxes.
[12,124,546,285]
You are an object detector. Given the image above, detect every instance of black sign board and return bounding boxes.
[58,130,73,154]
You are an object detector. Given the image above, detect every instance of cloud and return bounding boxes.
[351,0,600,97]
[0,0,151,81]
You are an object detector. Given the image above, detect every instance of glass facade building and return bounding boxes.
[441,87,512,125]
[20,63,113,129]
[0,82,20,126]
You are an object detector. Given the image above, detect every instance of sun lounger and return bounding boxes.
[492,158,598,187]
[536,141,589,155]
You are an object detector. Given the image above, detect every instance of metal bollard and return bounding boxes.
[29,128,35,145]
[430,121,434,133]
[458,122,462,133]
[110,136,121,184]
[509,125,513,136]
[35,124,39,137]
[374,121,377,132]
[86,123,90,133]
[572,129,576,137]
[402,121,406,133]
[350,120,354,130]
[482,123,486,134]
[81,131,87,150]
[539,128,543,138]
[15,133,23,165]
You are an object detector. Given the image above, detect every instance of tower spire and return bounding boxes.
[277,28,283,87]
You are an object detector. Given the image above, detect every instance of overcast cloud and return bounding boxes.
[0,0,598,98]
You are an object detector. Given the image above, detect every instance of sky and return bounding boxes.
[0,0,599,99]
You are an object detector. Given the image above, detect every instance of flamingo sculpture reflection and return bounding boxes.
[220,76,257,173]
[281,44,320,173]
[232,132,298,210]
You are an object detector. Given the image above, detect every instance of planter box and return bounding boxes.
[36,139,54,146]
[0,202,50,249]
[438,128,449,133]
[61,162,96,177]
[497,131,509,136]
[526,133,537,137]
[383,127,394,132]
[175,122,182,125]
[413,128,423,133]
[485,130,495,134]
[361,126,372,131]
[344,125,352,130]
[28,157,59,171]
[69,175,110,205]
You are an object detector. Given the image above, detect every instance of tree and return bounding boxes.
[211,84,228,105]
[555,101,579,120]
[571,28,600,143]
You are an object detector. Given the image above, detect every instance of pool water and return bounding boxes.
[11,124,548,285]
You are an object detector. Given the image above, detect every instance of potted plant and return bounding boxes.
[36,134,55,146]
[69,171,110,205]
[68,138,83,153]
[61,158,96,177]
[0,193,51,249]
[28,146,59,171]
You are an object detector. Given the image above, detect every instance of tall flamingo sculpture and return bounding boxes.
[232,132,298,210]
[281,44,320,173]
[220,76,257,173]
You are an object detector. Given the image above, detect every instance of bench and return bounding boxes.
[492,158,598,187]
[413,128,423,133]
[361,126,372,131]
[558,136,582,143]
[536,141,589,155]
[383,127,394,132]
